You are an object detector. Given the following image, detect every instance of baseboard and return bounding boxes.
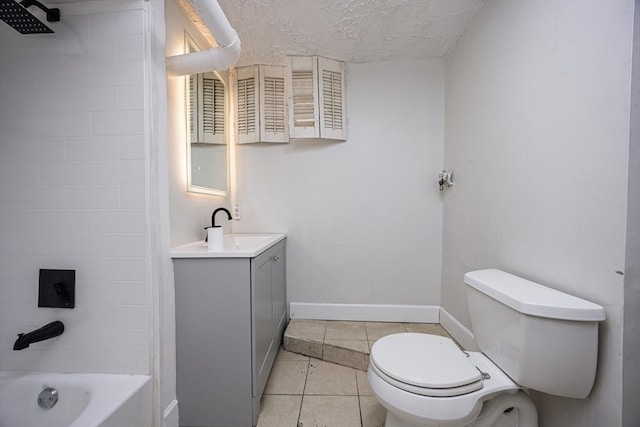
[163,399,179,427]
[439,307,478,351]
[289,302,440,323]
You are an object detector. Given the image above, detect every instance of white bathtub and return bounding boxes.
[0,372,151,427]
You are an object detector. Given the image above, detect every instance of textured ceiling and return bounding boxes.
[215,0,484,66]
[41,0,484,65]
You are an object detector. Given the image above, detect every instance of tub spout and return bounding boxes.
[13,321,64,350]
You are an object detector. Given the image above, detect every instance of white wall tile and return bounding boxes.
[0,209,40,233]
[37,112,93,137]
[117,85,144,110]
[91,161,122,184]
[40,161,94,185]
[86,36,119,63]
[76,281,123,305]
[118,110,145,135]
[94,160,145,184]
[64,86,118,112]
[13,185,67,209]
[93,209,146,233]
[90,61,121,87]
[0,89,64,115]
[118,257,147,282]
[91,111,119,136]
[25,234,65,256]
[0,114,37,138]
[0,161,40,185]
[0,185,12,208]
[33,234,68,256]
[117,328,149,352]
[117,304,149,329]
[120,233,147,257]
[0,63,38,91]
[116,60,144,86]
[0,347,44,372]
[66,185,119,209]
[42,62,92,89]
[11,137,66,161]
[65,136,119,160]
[67,234,121,257]
[116,160,145,183]
[90,10,143,38]
[0,6,149,375]
[60,15,90,56]
[91,60,144,88]
[117,34,144,60]
[119,281,149,305]
[0,269,38,303]
[0,138,11,161]
[119,184,146,209]
[39,209,93,233]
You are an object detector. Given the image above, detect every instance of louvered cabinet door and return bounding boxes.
[288,56,320,138]
[236,65,259,144]
[318,57,346,140]
[200,72,226,144]
[259,65,289,143]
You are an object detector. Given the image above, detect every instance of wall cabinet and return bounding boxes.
[173,239,286,427]
[288,56,346,140]
[236,65,289,144]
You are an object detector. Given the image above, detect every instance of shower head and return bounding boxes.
[0,0,59,34]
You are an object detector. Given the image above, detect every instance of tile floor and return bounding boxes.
[257,321,453,427]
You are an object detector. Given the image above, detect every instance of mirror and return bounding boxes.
[185,33,229,197]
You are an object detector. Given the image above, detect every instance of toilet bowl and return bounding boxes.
[367,333,531,427]
[367,269,606,427]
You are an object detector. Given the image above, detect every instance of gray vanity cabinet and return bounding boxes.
[173,239,286,427]
[252,241,286,399]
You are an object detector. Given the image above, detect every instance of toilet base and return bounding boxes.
[383,395,530,427]
[385,411,475,427]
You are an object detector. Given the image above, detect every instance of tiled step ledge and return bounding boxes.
[282,319,452,371]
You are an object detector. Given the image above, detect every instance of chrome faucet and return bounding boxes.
[13,321,64,351]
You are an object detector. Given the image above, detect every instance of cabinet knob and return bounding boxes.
[272,256,279,262]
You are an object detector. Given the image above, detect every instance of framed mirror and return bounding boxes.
[185,33,229,197]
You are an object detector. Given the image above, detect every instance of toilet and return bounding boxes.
[368,269,606,427]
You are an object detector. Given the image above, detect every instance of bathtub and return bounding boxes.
[0,372,151,427]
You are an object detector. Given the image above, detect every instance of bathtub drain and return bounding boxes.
[37,387,58,409]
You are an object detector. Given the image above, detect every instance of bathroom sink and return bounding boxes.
[170,233,286,258]
[226,234,275,248]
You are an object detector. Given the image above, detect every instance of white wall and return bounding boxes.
[442,1,633,426]
[0,2,151,374]
[165,0,231,247]
[623,2,640,426]
[234,59,445,306]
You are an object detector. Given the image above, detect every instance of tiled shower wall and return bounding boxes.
[0,5,151,374]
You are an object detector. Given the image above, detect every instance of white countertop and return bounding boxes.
[170,233,286,258]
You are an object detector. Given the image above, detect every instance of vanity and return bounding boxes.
[171,234,287,427]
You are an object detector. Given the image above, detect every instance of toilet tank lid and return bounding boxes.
[464,269,606,321]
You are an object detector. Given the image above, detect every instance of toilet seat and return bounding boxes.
[370,333,483,397]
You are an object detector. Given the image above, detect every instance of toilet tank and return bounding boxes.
[464,269,606,399]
